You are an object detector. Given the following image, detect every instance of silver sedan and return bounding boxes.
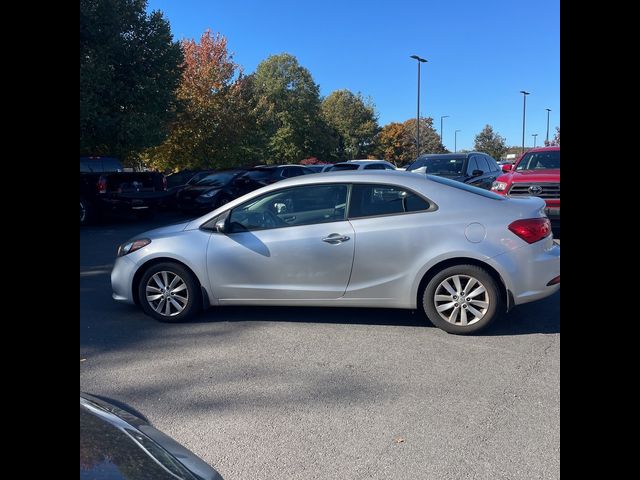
[111,171,559,334]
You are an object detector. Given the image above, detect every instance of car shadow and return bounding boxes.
[193,291,559,336]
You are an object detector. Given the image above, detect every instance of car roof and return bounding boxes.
[525,146,560,153]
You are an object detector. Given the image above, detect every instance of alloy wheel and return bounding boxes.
[145,271,189,317]
[433,274,489,326]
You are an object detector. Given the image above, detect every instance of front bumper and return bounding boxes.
[111,255,137,304]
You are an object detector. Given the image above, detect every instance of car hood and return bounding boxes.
[181,186,223,195]
[142,221,192,238]
[505,169,560,182]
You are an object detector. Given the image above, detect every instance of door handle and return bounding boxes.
[322,233,350,244]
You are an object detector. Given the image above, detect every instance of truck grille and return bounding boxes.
[508,183,560,199]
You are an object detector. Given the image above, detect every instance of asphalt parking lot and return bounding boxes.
[80,212,560,480]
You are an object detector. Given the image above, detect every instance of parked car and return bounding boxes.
[162,170,216,209]
[233,164,315,192]
[305,164,334,173]
[405,152,501,190]
[176,169,247,212]
[111,171,559,334]
[80,157,169,225]
[497,160,514,169]
[80,393,223,480]
[491,146,560,224]
[327,160,396,171]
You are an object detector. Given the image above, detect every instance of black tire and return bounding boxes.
[80,197,94,225]
[137,262,202,323]
[422,264,502,334]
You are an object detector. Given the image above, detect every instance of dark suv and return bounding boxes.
[405,152,501,190]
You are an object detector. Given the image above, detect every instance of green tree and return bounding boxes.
[80,0,183,163]
[253,53,335,163]
[473,125,508,160]
[404,118,446,157]
[321,90,379,160]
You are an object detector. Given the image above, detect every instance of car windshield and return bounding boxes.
[195,171,237,187]
[516,150,560,171]
[328,163,359,171]
[407,156,464,175]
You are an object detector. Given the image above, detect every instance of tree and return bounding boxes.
[372,118,444,165]
[80,0,183,162]
[473,125,507,160]
[142,30,258,171]
[552,126,560,145]
[253,53,335,163]
[403,118,446,156]
[321,90,379,160]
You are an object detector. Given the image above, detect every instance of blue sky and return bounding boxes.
[147,0,559,151]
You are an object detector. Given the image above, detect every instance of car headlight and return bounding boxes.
[199,190,217,199]
[491,181,508,191]
[117,238,151,257]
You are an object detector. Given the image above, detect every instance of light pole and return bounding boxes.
[520,90,530,154]
[532,133,538,148]
[545,108,551,144]
[454,129,461,153]
[410,55,427,157]
[440,115,449,150]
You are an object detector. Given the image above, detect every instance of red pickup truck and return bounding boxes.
[491,146,560,223]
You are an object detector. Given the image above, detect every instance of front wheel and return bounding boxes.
[422,265,501,334]
[137,262,201,323]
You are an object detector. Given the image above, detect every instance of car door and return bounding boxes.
[206,183,355,300]
[344,183,434,302]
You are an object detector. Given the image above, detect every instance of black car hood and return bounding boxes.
[181,186,223,195]
[80,394,222,480]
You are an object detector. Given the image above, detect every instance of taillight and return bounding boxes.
[97,176,107,194]
[162,175,168,191]
[508,218,551,244]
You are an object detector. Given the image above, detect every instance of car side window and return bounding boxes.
[383,164,395,170]
[485,156,499,172]
[467,156,479,175]
[364,164,386,170]
[476,156,491,173]
[228,184,348,232]
[348,184,431,218]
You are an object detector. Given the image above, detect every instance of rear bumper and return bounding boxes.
[490,239,560,306]
[98,192,171,212]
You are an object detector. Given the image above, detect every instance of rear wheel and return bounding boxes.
[422,265,501,334]
[137,262,201,323]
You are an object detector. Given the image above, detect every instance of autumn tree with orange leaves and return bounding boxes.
[143,29,258,171]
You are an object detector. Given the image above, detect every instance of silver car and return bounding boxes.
[111,171,559,334]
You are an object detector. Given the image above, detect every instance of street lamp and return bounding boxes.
[454,129,461,153]
[410,55,427,157]
[532,133,538,148]
[440,115,449,150]
[520,90,530,154]
[545,108,551,144]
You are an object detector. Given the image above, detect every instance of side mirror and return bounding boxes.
[202,210,229,233]
[501,164,513,173]
[472,169,483,177]
[214,216,227,233]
